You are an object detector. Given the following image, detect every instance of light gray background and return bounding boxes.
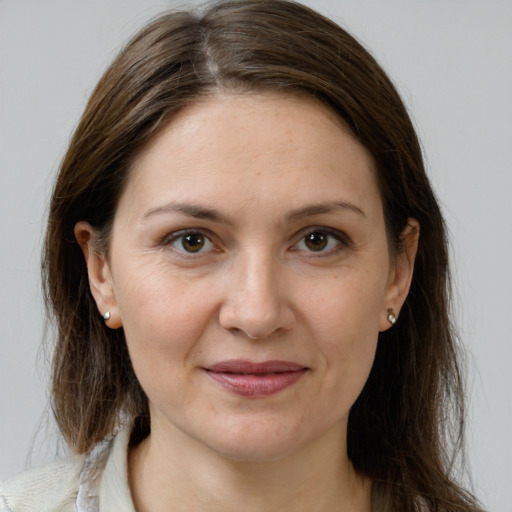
[1,1,511,510]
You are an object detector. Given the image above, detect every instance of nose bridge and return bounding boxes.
[219,244,291,339]
[241,248,278,309]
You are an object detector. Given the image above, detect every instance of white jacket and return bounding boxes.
[0,427,135,512]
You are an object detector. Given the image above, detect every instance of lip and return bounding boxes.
[203,360,308,397]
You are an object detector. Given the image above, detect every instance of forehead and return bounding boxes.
[117,92,382,224]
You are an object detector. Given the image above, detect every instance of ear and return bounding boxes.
[74,221,122,329]
[379,218,420,331]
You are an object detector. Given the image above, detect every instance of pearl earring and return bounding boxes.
[387,308,397,326]
[103,311,111,322]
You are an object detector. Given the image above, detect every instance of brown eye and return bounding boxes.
[294,229,344,254]
[181,233,206,252]
[168,231,215,255]
[304,232,329,251]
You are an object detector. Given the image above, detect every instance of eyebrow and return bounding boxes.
[143,202,232,225]
[285,201,366,222]
[142,200,366,224]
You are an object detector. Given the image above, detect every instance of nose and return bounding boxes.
[218,251,295,340]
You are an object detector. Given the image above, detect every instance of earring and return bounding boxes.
[387,308,397,326]
[103,311,111,322]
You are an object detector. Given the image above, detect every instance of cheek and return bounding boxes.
[115,268,214,374]
[304,272,386,392]
[304,267,387,339]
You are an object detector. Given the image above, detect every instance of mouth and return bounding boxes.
[203,360,309,397]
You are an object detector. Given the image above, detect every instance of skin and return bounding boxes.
[76,92,418,512]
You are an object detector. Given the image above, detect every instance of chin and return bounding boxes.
[210,437,300,463]
[194,417,315,463]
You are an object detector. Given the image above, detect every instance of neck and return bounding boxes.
[128,422,372,512]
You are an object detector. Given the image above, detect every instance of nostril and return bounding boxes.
[222,325,273,341]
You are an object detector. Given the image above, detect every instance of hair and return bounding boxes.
[43,1,483,510]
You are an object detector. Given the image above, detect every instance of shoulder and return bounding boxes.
[0,455,85,512]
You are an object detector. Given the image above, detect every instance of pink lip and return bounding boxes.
[204,360,308,397]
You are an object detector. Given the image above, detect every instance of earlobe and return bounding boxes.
[74,221,122,329]
[379,218,420,331]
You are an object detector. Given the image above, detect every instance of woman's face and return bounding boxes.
[80,92,416,462]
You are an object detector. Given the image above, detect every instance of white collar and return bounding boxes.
[76,426,135,512]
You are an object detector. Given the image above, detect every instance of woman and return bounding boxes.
[0,0,484,510]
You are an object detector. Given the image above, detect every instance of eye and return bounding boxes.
[169,232,214,253]
[294,229,344,253]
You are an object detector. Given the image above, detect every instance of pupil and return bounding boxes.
[182,234,205,252]
[306,232,328,251]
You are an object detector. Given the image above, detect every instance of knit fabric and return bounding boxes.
[0,428,134,512]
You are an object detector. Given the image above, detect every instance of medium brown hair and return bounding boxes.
[43,1,483,510]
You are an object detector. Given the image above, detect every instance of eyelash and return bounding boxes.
[163,229,217,256]
[291,227,349,255]
[162,227,350,257]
